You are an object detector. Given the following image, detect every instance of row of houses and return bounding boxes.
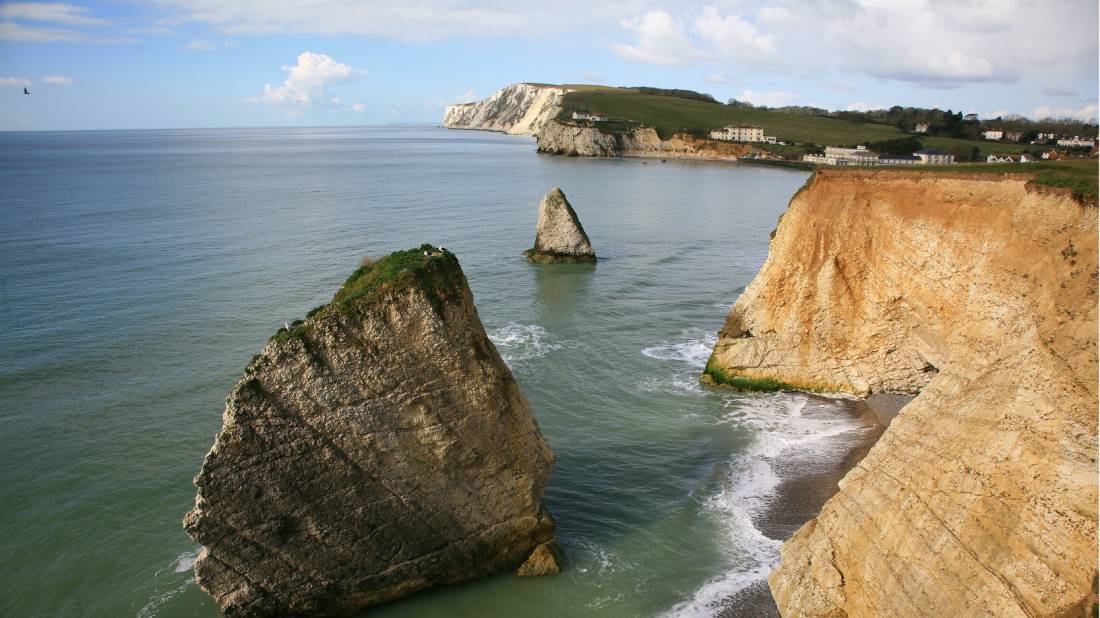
[982,129,1096,148]
[803,145,955,166]
[571,111,608,122]
[709,124,778,144]
[1056,135,1096,148]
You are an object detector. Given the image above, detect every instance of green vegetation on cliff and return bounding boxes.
[333,244,462,306]
[843,160,1097,202]
[559,87,1034,156]
[702,357,805,392]
[269,245,463,346]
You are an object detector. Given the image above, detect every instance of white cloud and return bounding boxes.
[0,20,133,43]
[694,5,776,63]
[0,2,107,26]
[612,11,702,65]
[351,102,366,112]
[150,0,547,42]
[41,75,73,85]
[738,89,795,107]
[757,6,790,23]
[845,101,884,112]
[250,51,364,108]
[450,89,478,104]
[1042,86,1078,97]
[1031,104,1099,122]
[186,38,236,50]
[186,38,216,50]
[606,1,1096,89]
[1,76,32,87]
[704,73,735,84]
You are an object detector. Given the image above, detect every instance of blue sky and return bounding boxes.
[1,0,1097,130]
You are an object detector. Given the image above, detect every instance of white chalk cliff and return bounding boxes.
[443,83,564,136]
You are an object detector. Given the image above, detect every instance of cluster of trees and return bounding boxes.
[633,87,717,103]
[727,98,1098,140]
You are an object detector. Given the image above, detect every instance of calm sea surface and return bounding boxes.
[0,126,869,617]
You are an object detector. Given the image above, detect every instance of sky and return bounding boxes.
[0,0,1097,130]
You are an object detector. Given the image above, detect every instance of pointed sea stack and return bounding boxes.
[523,187,597,263]
[183,245,557,617]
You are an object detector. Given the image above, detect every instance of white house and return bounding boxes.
[914,148,955,164]
[987,153,1024,163]
[982,129,1004,140]
[913,123,930,134]
[1057,135,1096,148]
[878,153,921,165]
[711,124,770,143]
[572,111,608,122]
[803,145,881,166]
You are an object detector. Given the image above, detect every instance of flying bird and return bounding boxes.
[23,88,29,95]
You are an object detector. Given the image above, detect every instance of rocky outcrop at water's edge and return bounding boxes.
[524,187,596,263]
[184,245,558,617]
[536,119,758,160]
[705,170,1098,617]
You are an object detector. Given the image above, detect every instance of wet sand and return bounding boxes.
[718,392,913,617]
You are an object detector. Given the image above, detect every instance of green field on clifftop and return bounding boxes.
[560,87,1033,156]
[894,160,1098,201]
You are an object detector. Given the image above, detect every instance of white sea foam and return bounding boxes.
[664,393,869,617]
[487,323,563,364]
[641,328,717,369]
[174,547,201,573]
[137,547,202,618]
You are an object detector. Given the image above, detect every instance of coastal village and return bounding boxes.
[704,122,1097,166]
[565,106,1097,167]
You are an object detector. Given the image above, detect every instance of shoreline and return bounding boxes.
[718,393,913,616]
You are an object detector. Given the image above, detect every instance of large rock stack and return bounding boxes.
[523,188,597,263]
[184,245,559,617]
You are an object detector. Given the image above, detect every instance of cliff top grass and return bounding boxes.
[332,244,462,306]
[825,160,1098,203]
[268,245,462,346]
[558,87,1033,155]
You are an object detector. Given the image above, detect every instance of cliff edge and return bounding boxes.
[706,170,1098,616]
[184,245,556,617]
[443,83,564,135]
[536,119,757,160]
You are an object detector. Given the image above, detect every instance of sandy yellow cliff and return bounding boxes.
[706,170,1098,616]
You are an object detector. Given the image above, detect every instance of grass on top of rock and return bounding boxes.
[333,244,461,305]
[267,244,463,347]
[836,160,1098,203]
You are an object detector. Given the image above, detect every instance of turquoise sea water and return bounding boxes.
[0,127,870,617]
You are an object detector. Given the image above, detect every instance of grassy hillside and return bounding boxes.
[561,87,1032,155]
[912,160,1098,201]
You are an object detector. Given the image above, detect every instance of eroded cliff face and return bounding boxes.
[443,83,564,135]
[707,171,1098,617]
[184,246,556,617]
[536,119,758,159]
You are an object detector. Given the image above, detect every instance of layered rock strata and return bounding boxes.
[536,120,758,160]
[443,83,564,135]
[184,245,557,617]
[707,170,1098,617]
[523,188,597,263]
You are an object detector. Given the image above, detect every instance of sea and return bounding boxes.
[0,126,873,617]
